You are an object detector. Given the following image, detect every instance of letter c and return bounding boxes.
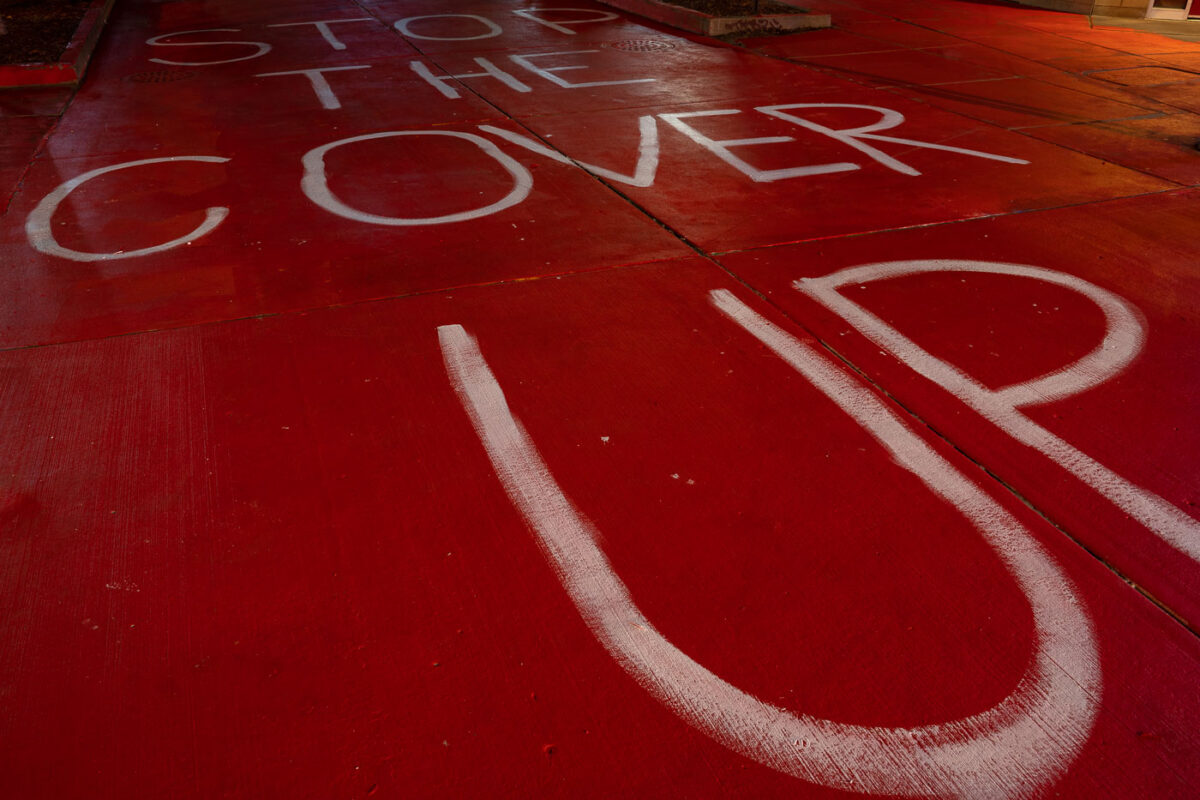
[25,156,231,262]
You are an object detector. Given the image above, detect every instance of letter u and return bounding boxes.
[437,288,1101,798]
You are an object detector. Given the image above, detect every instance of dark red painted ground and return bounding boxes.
[2,0,1199,797]
[719,190,1200,624]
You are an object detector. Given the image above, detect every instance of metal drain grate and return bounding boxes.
[126,70,198,83]
[603,39,677,52]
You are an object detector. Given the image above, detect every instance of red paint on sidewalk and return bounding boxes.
[740,27,911,57]
[362,0,684,54]
[795,46,1014,87]
[896,75,1161,127]
[719,189,1200,622]
[0,116,54,207]
[2,260,1200,798]
[1023,113,1200,185]
[4,0,1200,795]
[511,88,1170,253]
[0,117,689,348]
[45,56,502,160]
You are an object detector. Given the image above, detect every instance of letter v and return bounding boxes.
[479,116,659,188]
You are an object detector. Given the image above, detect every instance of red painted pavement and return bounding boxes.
[0,117,689,347]
[3,259,1200,798]
[510,88,1170,252]
[718,190,1200,623]
[1023,113,1200,185]
[0,116,54,209]
[3,0,1200,796]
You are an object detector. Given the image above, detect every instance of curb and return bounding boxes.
[598,0,830,37]
[0,0,117,88]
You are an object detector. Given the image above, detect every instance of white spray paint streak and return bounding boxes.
[26,156,230,262]
[255,65,370,110]
[301,131,532,226]
[438,311,1100,799]
[796,259,1200,560]
[268,19,375,51]
[757,104,1029,177]
[479,115,659,187]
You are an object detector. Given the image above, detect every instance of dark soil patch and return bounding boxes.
[0,0,92,65]
[664,0,804,14]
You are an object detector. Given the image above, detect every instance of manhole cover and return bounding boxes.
[126,70,198,83]
[603,39,678,52]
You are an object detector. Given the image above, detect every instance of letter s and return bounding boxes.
[146,29,271,65]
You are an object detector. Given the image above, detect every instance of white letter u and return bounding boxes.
[438,289,1101,798]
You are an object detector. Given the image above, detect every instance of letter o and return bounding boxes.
[301,130,532,226]
[394,15,502,41]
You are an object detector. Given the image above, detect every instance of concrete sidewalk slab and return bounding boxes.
[895,74,1162,126]
[0,116,55,209]
[1022,112,1200,184]
[827,18,972,48]
[1047,51,1169,71]
[1090,66,1200,86]
[1131,79,1200,112]
[738,27,914,57]
[1150,51,1200,67]
[789,46,1016,86]
[1016,68,1185,113]
[886,40,1070,79]
[953,29,1133,62]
